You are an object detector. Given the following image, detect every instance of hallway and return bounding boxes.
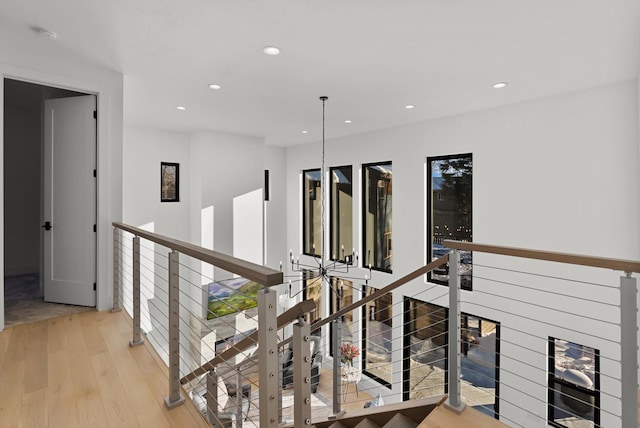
[0,309,207,427]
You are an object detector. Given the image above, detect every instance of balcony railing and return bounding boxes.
[112,222,639,428]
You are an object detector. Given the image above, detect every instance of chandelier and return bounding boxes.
[280,96,372,308]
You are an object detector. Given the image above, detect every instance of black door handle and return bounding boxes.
[42,221,52,231]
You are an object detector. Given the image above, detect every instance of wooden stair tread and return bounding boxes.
[418,403,509,428]
[383,412,417,428]
[354,418,381,428]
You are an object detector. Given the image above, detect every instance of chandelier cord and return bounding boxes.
[320,96,328,276]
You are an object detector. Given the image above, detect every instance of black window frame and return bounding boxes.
[328,277,354,358]
[302,168,322,258]
[302,270,322,324]
[361,285,393,388]
[548,337,600,428]
[329,165,354,264]
[362,161,393,273]
[427,153,473,290]
[402,297,449,401]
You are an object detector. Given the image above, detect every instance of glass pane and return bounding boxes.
[363,162,392,272]
[303,169,322,257]
[550,338,599,427]
[363,287,392,386]
[303,273,322,324]
[428,154,472,290]
[330,166,353,262]
[329,277,354,357]
[404,298,447,399]
[461,315,499,418]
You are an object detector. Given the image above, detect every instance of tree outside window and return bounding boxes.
[427,154,472,290]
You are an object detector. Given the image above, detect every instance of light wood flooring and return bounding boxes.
[418,403,510,428]
[0,309,209,428]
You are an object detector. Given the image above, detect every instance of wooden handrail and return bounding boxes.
[309,254,450,334]
[444,240,640,273]
[180,299,315,384]
[113,222,283,286]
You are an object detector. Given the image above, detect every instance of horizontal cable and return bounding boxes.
[460,300,618,345]
[466,287,618,327]
[474,274,619,307]
[474,263,618,289]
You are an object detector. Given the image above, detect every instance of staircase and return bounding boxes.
[310,396,445,428]
[309,395,510,428]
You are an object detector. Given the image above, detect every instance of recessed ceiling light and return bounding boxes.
[31,26,57,40]
[301,130,308,134]
[405,105,415,109]
[344,120,352,124]
[493,82,508,89]
[263,46,281,55]
[208,84,221,90]
[176,106,187,111]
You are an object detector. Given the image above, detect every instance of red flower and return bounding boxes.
[340,342,360,364]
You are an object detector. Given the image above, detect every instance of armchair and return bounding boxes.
[282,335,322,393]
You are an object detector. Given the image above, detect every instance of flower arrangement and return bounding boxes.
[340,342,360,366]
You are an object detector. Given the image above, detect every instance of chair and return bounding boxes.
[282,335,322,393]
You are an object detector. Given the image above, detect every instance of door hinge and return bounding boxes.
[93,169,97,178]
[93,110,97,119]
[93,224,97,233]
[93,283,97,291]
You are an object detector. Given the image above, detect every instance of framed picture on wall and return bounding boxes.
[161,162,180,202]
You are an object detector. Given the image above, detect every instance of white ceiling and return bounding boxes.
[1,0,639,147]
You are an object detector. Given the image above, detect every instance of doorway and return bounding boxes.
[3,78,96,327]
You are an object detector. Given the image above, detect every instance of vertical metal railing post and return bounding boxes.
[207,369,220,426]
[258,287,279,428]
[235,369,243,428]
[293,318,312,427]
[165,250,185,409]
[111,228,121,312]
[329,320,345,419]
[620,273,638,428]
[445,250,465,413]
[129,236,144,347]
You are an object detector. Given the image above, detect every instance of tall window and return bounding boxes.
[403,299,500,417]
[548,338,600,427]
[362,286,392,387]
[302,272,322,324]
[303,169,321,257]
[427,154,472,290]
[328,277,354,357]
[403,298,448,400]
[330,165,353,262]
[362,162,392,272]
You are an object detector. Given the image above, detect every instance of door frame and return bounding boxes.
[0,63,121,331]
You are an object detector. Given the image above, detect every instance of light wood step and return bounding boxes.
[418,403,509,428]
[383,413,417,428]
[327,423,348,428]
[354,418,381,428]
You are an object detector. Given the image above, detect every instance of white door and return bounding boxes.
[43,95,96,306]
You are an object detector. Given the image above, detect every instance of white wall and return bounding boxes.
[285,80,640,425]
[0,56,124,329]
[123,125,191,240]
[189,130,266,270]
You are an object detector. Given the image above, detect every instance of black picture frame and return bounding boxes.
[160,162,180,202]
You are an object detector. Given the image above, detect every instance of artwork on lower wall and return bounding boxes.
[207,277,261,320]
[161,161,180,202]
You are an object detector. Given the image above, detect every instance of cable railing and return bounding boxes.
[444,240,640,428]
[112,222,640,428]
